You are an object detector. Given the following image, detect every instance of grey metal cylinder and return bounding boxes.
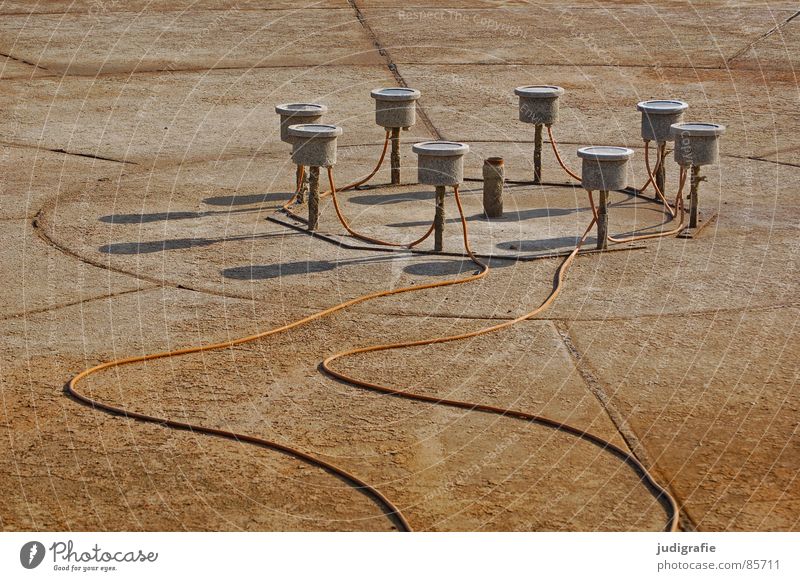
[637,99,688,142]
[514,85,564,126]
[577,146,634,191]
[275,103,327,143]
[482,157,504,218]
[371,87,420,129]
[412,141,469,186]
[671,122,726,167]
[288,124,343,168]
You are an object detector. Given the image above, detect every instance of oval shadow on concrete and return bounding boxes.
[203,192,290,206]
[100,238,217,254]
[222,260,336,280]
[403,260,504,277]
[497,236,593,253]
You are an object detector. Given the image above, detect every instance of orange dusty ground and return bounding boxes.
[0,1,797,531]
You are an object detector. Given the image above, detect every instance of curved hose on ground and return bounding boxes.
[66,173,681,532]
[600,165,687,244]
[645,142,676,218]
[322,184,680,532]
[64,194,487,533]
[327,167,435,249]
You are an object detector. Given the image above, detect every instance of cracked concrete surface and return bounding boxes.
[0,0,797,531]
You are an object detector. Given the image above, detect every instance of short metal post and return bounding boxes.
[308,166,320,231]
[482,157,504,218]
[597,190,609,250]
[655,141,666,198]
[689,165,702,228]
[434,185,446,251]
[390,127,401,185]
[533,124,543,184]
[296,165,307,203]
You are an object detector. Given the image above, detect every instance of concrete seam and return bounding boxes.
[0,140,136,165]
[0,287,155,322]
[551,319,698,532]
[347,0,443,140]
[726,9,800,64]
[0,7,355,17]
[0,51,48,71]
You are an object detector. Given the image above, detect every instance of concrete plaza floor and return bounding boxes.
[0,1,797,531]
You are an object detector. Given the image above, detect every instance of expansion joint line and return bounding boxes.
[347,0,443,140]
[552,320,697,532]
[0,51,48,71]
[727,9,800,64]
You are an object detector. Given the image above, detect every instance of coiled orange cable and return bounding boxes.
[322,185,680,532]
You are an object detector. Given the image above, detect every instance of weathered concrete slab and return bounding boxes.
[0,287,393,531]
[0,285,666,531]
[359,5,794,68]
[397,64,799,160]
[0,8,380,75]
[565,306,800,531]
[1,66,432,165]
[38,143,799,322]
[362,1,799,8]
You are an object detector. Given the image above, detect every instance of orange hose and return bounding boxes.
[327,167,435,249]
[281,165,306,211]
[65,197,487,533]
[635,141,669,195]
[591,166,687,245]
[322,185,680,532]
[645,142,676,218]
[547,125,582,182]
